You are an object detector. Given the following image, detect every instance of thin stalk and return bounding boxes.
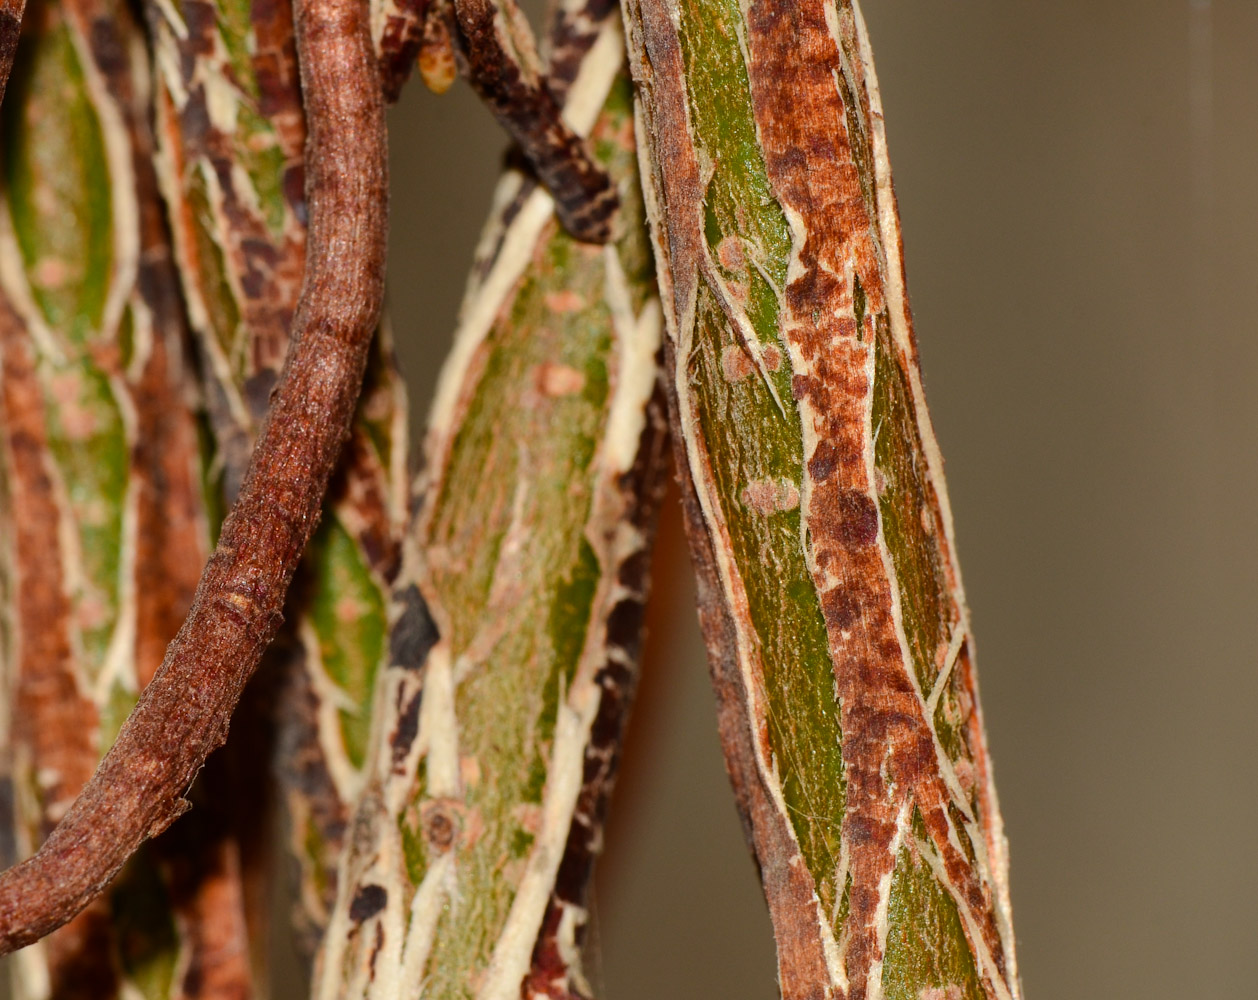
[147,0,411,949]
[0,0,252,993]
[312,7,668,998]
[620,0,1020,996]
[0,0,387,955]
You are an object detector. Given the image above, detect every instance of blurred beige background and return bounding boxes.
[383,1,1258,997]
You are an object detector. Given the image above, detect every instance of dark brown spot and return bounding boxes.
[390,585,439,668]
[349,884,387,923]
[807,441,837,481]
[812,484,879,550]
[390,691,422,766]
[821,588,859,630]
[786,265,842,317]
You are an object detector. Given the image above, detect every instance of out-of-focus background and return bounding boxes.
[391,1,1258,997]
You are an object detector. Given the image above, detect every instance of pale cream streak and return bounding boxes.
[864,801,913,1000]
[426,186,554,449]
[368,0,390,57]
[12,942,51,1000]
[925,625,966,721]
[672,216,849,998]
[364,844,410,1000]
[630,3,850,986]
[229,161,268,231]
[426,17,623,447]
[63,12,140,353]
[559,19,625,135]
[913,838,1015,1000]
[395,853,455,1000]
[551,901,591,997]
[699,252,786,416]
[383,674,425,798]
[417,642,461,797]
[347,641,460,995]
[147,131,254,440]
[199,60,243,136]
[851,4,1018,988]
[311,819,362,999]
[379,322,413,524]
[460,172,529,308]
[480,247,659,999]
[600,245,661,473]
[316,782,406,1000]
[626,81,678,345]
[0,215,64,364]
[478,696,594,1000]
[301,618,371,805]
[152,0,189,40]
[152,25,188,106]
[95,339,142,704]
[91,477,138,701]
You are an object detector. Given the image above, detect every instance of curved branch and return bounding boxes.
[0,0,23,107]
[0,0,387,956]
[453,0,618,244]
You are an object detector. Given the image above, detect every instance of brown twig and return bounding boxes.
[452,0,618,243]
[0,0,23,107]
[0,0,387,956]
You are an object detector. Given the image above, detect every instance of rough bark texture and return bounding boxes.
[620,0,1020,997]
[147,0,410,951]
[0,0,387,954]
[311,8,668,999]
[449,0,618,244]
[0,0,253,993]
